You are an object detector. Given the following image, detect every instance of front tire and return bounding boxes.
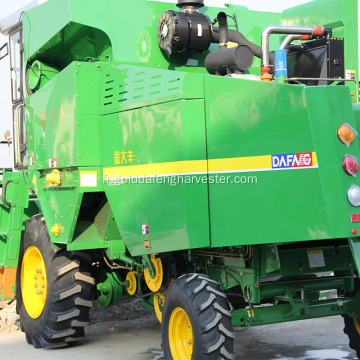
[16,214,94,348]
[161,273,235,360]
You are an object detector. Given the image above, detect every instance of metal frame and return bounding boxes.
[0,43,8,60]
[8,23,26,170]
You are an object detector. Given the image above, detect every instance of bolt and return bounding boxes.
[188,340,191,345]
[41,276,45,279]
[34,284,38,288]
[36,291,43,294]
[188,324,190,328]
[34,276,38,280]
[41,285,45,288]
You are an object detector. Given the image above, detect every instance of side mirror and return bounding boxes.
[0,42,8,60]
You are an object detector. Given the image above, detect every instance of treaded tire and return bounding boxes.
[16,214,94,348]
[162,273,235,360]
[344,315,360,358]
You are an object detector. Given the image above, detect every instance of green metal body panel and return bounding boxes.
[232,297,360,327]
[23,64,360,255]
[0,171,38,300]
[0,172,31,267]
[18,0,359,256]
[23,0,281,76]
[205,80,358,248]
[1,0,360,330]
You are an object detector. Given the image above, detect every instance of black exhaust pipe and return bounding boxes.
[218,12,228,47]
[205,12,254,76]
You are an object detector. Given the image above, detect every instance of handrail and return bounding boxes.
[2,180,13,207]
[14,103,28,167]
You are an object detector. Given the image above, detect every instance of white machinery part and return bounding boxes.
[0,0,48,35]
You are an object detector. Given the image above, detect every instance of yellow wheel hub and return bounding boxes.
[154,292,165,323]
[169,307,193,360]
[126,271,137,295]
[144,255,163,293]
[354,317,360,334]
[21,246,47,319]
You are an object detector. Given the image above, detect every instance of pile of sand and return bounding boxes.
[0,301,20,333]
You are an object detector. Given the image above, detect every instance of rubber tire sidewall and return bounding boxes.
[344,314,360,358]
[18,222,55,340]
[162,289,198,360]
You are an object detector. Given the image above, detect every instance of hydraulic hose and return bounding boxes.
[261,25,330,75]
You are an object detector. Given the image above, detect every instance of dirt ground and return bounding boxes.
[0,299,358,360]
[0,298,153,334]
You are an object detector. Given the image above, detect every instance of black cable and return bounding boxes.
[234,302,253,332]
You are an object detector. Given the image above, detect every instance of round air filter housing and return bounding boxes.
[177,0,204,8]
[157,9,212,56]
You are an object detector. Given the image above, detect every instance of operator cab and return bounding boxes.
[0,0,48,170]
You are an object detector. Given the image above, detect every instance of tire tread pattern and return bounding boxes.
[18,214,94,348]
[162,273,235,360]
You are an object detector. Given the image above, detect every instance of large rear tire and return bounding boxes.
[344,314,360,358]
[16,214,94,348]
[161,273,235,360]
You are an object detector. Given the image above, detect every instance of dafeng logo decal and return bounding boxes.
[272,152,314,169]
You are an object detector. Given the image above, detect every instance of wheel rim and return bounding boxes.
[354,318,360,334]
[154,292,165,323]
[21,246,47,319]
[169,307,193,360]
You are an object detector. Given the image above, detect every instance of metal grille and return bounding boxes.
[102,66,184,114]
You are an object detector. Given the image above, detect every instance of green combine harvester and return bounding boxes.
[1,0,360,358]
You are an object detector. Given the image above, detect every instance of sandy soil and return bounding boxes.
[0,301,20,332]
[0,298,153,334]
